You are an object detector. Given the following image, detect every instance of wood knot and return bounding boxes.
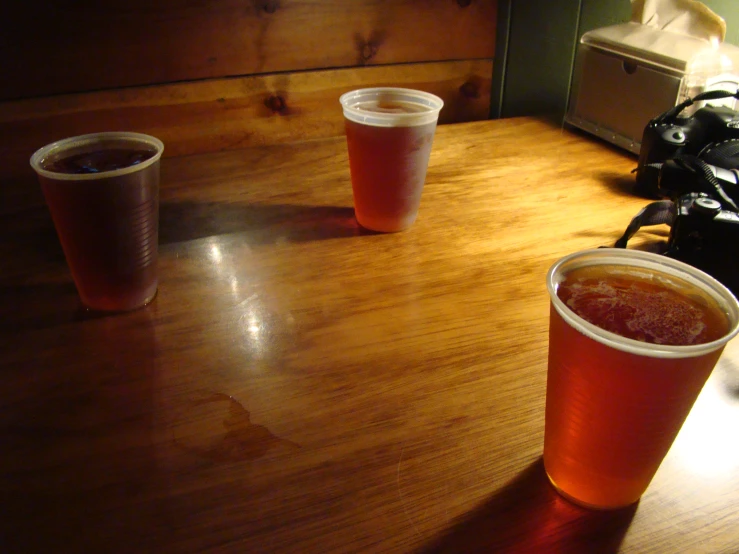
[262,0,279,13]
[361,43,378,62]
[459,81,480,99]
[457,0,472,7]
[265,95,286,113]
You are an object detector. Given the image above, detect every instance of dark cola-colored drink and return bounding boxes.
[43,148,157,174]
[32,133,164,311]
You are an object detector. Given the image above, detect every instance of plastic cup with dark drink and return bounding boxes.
[31,132,164,312]
[544,248,739,509]
[340,88,443,232]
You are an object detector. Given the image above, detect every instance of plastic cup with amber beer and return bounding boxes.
[544,248,739,509]
[340,88,443,232]
[31,132,164,312]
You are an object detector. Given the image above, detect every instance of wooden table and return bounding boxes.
[2,118,738,553]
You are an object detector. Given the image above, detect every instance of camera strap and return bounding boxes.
[613,200,676,249]
[655,89,739,124]
[671,155,739,211]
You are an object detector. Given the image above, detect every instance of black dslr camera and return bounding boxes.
[620,89,739,294]
[635,88,739,198]
[665,193,739,295]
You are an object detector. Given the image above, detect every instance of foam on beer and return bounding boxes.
[558,268,726,346]
[340,87,443,128]
[355,100,429,114]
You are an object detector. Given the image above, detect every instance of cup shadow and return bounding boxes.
[0,282,78,332]
[0,200,373,276]
[0,282,136,334]
[159,200,377,245]
[1,201,372,333]
[417,458,637,554]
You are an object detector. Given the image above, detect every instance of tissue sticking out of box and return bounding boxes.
[580,5,735,78]
[631,0,726,43]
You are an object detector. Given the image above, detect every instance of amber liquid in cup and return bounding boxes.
[345,108,437,232]
[341,89,443,232]
[32,133,163,312]
[544,250,739,509]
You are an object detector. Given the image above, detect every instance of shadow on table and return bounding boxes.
[0,205,67,268]
[574,228,669,254]
[417,458,637,554]
[0,281,135,334]
[597,171,642,198]
[0,282,76,331]
[159,200,375,245]
[4,199,369,272]
[1,308,163,553]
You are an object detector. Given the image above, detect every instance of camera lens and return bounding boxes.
[700,139,739,169]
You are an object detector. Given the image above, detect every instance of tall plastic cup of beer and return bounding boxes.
[545,248,739,509]
[340,88,443,232]
[31,132,164,312]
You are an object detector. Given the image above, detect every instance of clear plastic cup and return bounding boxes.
[340,88,443,232]
[544,248,739,509]
[31,132,164,312]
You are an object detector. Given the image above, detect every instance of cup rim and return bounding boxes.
[30,131,165,181]
[547,248,739,358]
[339,87,444,127]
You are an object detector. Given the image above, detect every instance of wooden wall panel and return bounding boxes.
[0,0,496,101]
[0,60,492,178]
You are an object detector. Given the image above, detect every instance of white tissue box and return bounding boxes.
[566,22,739,154]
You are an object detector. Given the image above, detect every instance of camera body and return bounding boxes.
[666,193,739,295]
[624,91,739,295]
[636,104,739,197]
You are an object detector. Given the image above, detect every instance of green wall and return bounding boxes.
[713,0,739,44]
[495,0,739,121]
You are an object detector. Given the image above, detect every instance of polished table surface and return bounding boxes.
[2,118,738,553]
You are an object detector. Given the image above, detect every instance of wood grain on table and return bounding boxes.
[1,118,737,553]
